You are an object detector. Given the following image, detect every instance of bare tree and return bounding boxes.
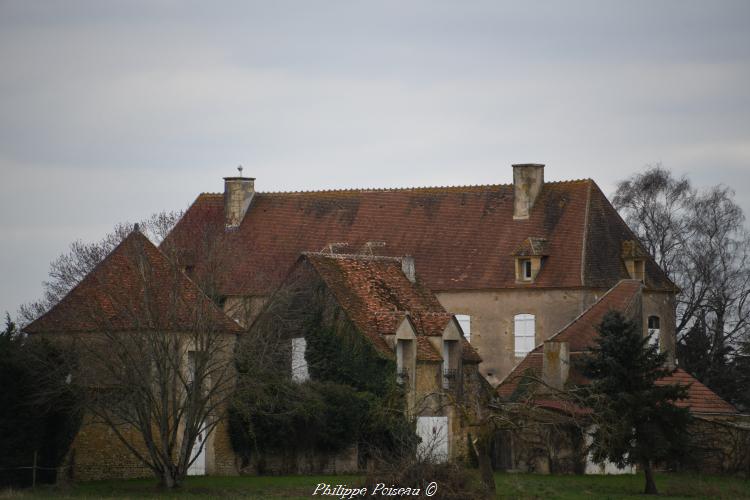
[19,210,183,326]
[613,166,750,405]
[40,228,241,489]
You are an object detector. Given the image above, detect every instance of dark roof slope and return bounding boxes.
[497,280,736,414]
[302,253,480,363]
[25,231,243,335]
[162,179,673,297]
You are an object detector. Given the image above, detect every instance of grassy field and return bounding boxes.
[1,472,749,499]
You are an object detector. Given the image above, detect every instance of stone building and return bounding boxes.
[24,230,243,480]
[242,252,484,469]
[21,163,739,479]
[496,279,741,474]
[165,164,676,386]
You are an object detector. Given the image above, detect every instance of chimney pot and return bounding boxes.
[512,164,545,219]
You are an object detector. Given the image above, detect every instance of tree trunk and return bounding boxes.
[471,432,496,496]
[159,468,179,489]
[642,460,658,495]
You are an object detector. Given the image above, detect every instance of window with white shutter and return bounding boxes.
[514,314,536,357]
[291,337,309,382]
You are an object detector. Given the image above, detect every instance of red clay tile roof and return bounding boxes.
[497,352,543,399]
[162,179,674,298]
[24,231,243,335]
[301,253,480,362]
[512,237,549,256]
[657,368,737,414]
[496,280,736,415]
[546,279,643,351]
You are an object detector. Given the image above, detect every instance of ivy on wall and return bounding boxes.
[229,280,416,465]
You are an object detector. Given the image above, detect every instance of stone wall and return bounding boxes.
[437,288,597,385]
[63,416,153,481]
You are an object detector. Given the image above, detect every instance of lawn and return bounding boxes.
[1,472,748,499]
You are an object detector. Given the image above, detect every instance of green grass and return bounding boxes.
[1,475,363,500]
[1,472,748,499]
[494,472,750,499]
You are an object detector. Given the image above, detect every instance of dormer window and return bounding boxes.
[622,240,647,283]
[396,338,414,386]
[512,237,548,283]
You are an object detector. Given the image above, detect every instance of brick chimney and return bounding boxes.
[542,340,569,391]
[224,175,255,230]
[512,164,545,219]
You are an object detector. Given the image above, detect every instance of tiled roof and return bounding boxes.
[545,279,643,351]
[24,231,243,335]
[302,253,480,363]
[657,368,737,414]
[512,237,549,256]
[162,179,674,297]
[496,280,736,415]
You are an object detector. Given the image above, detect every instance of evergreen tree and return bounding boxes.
[0,313,80,487]
[580,311,691,495]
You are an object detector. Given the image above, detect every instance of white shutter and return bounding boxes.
[291,337,309,382]
[416,416,449,463]
[514,314,536,357]
[456,314,471,343]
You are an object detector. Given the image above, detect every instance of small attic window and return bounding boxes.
[522,260,532,280]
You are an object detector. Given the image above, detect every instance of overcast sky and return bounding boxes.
[2,1,749,318]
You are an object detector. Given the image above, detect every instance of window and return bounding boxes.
[442,339,459,389]
[521,259,532,280]
[647,316,660,348]
[291,337,309,382]
[456,314,471,343]
[514,314,536,357]
[396,339,412,385]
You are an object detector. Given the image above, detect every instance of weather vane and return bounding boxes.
[237,165,243,176]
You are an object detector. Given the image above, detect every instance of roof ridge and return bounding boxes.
[304,251,403,262]
[255,178,592,196]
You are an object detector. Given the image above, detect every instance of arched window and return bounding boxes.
[514,314,536,358]
[647,316,660,348]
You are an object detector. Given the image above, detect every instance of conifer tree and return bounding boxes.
[580,311,690,495]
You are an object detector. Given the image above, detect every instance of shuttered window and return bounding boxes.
[514,314,536,357]
[291,337,309,382]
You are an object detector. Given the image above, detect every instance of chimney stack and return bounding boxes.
[512,164,545,219]
[401,256,416,283]
[542,340,569,391]
[224,174,255,230]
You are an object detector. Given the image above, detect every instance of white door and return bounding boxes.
[416,416,449,463]
[188,428,207,475]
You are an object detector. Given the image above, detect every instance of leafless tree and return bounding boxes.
[613,166,750,387]
[57,228,242,489]
[18,210,183,326]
